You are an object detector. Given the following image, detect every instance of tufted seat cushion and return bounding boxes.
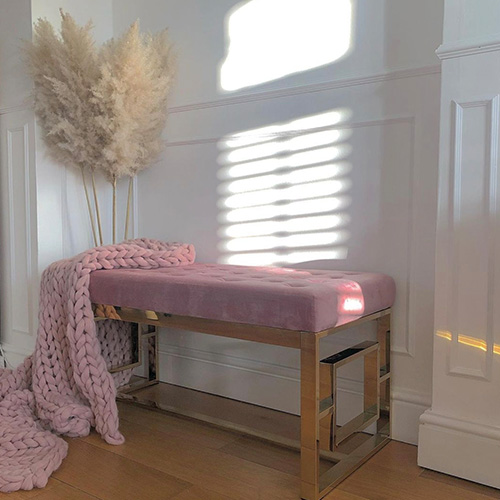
[89,263,395,332]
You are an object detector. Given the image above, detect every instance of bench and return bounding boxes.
[90,263,395,500]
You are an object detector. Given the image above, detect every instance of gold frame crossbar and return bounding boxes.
[94,303,392,500]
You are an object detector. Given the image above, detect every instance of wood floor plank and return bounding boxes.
[324,491,369,500]
[21,480,99,500]
[363,440,421,477]
[132,384,301,441]
[339,462,497,500]
[0,479,60,500]
[4,388,500,500]
[0,479,98,500]
[117,401,239,450]
[219,435,301,477]
[420,470,500,499]
[52,439,190,500]
[172,485,235,500]
[82,416,301,500]
[80,422,263,500]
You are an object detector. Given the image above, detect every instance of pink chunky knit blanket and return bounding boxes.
[0,239,195,492]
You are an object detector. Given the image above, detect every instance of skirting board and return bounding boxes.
[2,339,429,445]
[418,410,500,488]
[1,343,32,368]
[158,346,430,445]
[392,390,431,445]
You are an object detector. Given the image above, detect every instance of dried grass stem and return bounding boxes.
[80,168,98,246]
[124,176,133,241]
[91,171,104,245]
[112,177,117,244]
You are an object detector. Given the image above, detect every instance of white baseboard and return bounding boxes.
[1,339,428,444]
[392,389,431,445]
[418,410,500,488]
[1,339,429,444]
[0,343,32,368]
[158,344,429,443]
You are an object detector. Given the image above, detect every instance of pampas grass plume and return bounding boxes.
[25,11,175,243]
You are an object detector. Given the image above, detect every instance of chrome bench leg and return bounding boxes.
[116,323,160,395]
[300,333,321,500]
[300,311,392,500]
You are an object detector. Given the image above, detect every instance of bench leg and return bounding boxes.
[300,310,392,500]
[300,333,321,500]
[117,324,160,394]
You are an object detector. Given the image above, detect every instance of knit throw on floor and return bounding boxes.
[0,239,195,492]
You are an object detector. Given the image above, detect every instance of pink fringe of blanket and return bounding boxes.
[0,239,195,493]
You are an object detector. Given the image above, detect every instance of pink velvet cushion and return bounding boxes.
[89,263,395,332]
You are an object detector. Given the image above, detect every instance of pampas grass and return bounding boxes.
[25,10,175,244]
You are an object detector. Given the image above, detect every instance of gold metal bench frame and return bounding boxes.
[94,304,391,500]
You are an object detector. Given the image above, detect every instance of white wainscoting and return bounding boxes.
[419,30,500,485]
[419,411,500,489]
[138,67,441,444]
[0,107,38,361]
[447,97,498,381]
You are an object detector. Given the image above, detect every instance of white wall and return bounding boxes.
[0,0,32,110]
[0,0,120,366]
[419,0,500,487]
[31,0,130,267]
[0,0,38,364]
[442,0,500,44]
[114,0,443,444]
[0,0,444,445]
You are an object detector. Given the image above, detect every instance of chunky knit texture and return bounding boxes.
[0,239,195,493]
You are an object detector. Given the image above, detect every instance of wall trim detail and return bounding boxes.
[4,121,36,339]
[419,409,500,488]
[164,116,415,149]
[158,342,363,392]
[158,342,362,415]
[447,96,499,380]
[420,409,500,441]
[0,103,32,116]
[392,389,431,445]
[169,65,441,114]
[1,342,32,368]
[393,388,431,408]
[157,342,429,443]
[437,34,500,60]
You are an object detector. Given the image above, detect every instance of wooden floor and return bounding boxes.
[2,402,500,500]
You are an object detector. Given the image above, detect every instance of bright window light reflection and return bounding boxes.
[436,330,500,355]
[222,111,347,150]
[222,214,349,239]
[217,110,352,266]
[226,249,348,266]
[225,130,342,164]
[223,230,349,252]
[220,196,350,224]
[223,180,350,209]
[221,164,351,195]
[337,281,365,324]
[220,0,353,91]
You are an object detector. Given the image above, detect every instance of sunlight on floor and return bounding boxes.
[217,109,353,266]
[220,0,353,91]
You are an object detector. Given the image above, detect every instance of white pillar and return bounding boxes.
[418,0,500,487]
[0,0,115,366]
[0,0,39,365]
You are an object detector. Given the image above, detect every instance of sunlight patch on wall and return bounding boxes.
[217,109,353,266]
[436,330,500,356]
[220,0,353,91]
